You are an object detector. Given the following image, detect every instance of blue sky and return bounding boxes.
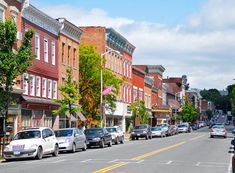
[31,0,235,90]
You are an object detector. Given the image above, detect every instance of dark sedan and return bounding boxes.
[85,128,112,148]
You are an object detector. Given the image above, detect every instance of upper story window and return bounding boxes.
[10,6,19,24]
[53,81,57,99]
[35,34,40,60]
[36,76,41,97]
[0,1,7,21]
[51,41,55,65]
[133,87,137,102]
[123,86,126,102]
[48,79,52,99]
[68,45,71,66]
[73,48,76,67]
[42,78,47,98]
[44,38,48,63]
[23,73,28,95]
[62,42,65,64]
[139,89,143,101]
[0,8,4,21]
[30,75,35,96]
[123,61,126,77]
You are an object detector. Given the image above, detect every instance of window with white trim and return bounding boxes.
[52,41,55,65]
[145,93,148,107]
[30,75,35,96]
[73,48,76,67]
[129,88,131,103]
[44,38,48,62]
[35,34,40,60]
[123,61,126,77]
[36,76,41,97]
[123,86,126,102]
[139,90,143,101]
[53,81,57,99]
[133,88,137,102]
[48,79,52,98]
[42,78,47,98]
[23,73,28,95]
[0,8,4,21]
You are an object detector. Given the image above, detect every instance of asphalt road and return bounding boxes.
[0,127,233,173]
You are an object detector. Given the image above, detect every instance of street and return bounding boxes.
[0,127,233,173]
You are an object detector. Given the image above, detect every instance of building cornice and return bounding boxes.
[57,18,83,43]
[106,28,135,56]
[144,76,154,86]
[132,66,146,75]
[22,5,62,36]
[146,65,165,75]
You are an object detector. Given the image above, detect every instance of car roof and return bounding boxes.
[21,127,51,132]
[54,128,77,131]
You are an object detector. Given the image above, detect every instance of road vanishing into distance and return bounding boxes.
[0,127,233,173]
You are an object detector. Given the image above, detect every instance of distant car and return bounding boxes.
[131,124,152,140]
[231,139,235,173]
[85,128,112,148]
[210,125,227,138]
[151,127,166,138]
[55,128,87,153]
[191,124,198,130]
[106,126,124,144]
[157,123,170,136]
[178,123,191,133]
[3,127,59,161]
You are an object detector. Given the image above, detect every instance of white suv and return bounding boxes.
[106,126,124,144]
[4,127,59,161]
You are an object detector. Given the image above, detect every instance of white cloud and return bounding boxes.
[39,0,235,90]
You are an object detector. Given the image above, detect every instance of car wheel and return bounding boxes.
[100,140,105,148]
[52,144,59,157]
[108,140,112,147]
[115,137,119,145]
[210,135,214,138]
[87,145,91,149]
[136,137,139,140]
[71,143,76,153]
[82,142,87,151]
[131,137,135,140]
[36,146,43,160]
[224,136,227,138]
[4,159,11,162]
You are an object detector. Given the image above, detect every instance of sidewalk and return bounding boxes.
[124,133,130,141]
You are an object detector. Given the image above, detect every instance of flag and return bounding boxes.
[102,85,113,96]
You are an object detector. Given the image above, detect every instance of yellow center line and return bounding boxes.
[92,162,128,173]
[190,134,205,141]
[92,134,204,173]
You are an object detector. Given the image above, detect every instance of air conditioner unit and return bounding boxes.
[17,31,22,40]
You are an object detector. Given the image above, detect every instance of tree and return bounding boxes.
[205,109,213,120]
[79,44,122,127]
[231,86,235,116]
[53,68,81,128]
[131,100,149,125]
[179,97,198,122]
[0,19,34,155]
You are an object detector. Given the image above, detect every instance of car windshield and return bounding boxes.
[106,128,117,133]
[212,125,224,129]
[85,129,104,135]
[161,124,168,127]
[151,127,161,131]
[13,130,41,140]
[178,125,187,128]
[135,125,147,129]
[55,129,73,137]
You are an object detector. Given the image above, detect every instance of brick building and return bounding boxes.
[80,27,135,131]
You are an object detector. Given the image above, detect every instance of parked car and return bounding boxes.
[231,139,235,173]
[131,124,152,140]
[178,123,191,133]
[167,125,178,136]
[157,123,170,136]
[85,128,112,148]
[210,124,227,138]
[3,127,59,161]
[151,127,166,138]
[106,126,124,144]
[54,128,87,153]
[191,124,198,130]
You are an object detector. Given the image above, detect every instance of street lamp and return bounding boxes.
[100,48,120,128]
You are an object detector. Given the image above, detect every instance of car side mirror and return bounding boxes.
[231,139,235,146]
[74,133,79,137]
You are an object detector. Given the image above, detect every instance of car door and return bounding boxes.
[74,129,81,148]
[42,129,50,153]
[77,129,86,148]
[46,128,55,152]
[103,129,111,144]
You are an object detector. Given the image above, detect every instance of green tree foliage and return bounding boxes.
[79,44,122,127]
[231,86,235,116]
[179,97,198,122]
[53,68,81,127]
[0,19,34,154]
[205,109,213,120]
[131,100,149,125]
[200,88,221,102]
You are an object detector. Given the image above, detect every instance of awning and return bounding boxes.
[75,112,86,121]
[22,96,60,106]
[65,111,77,121]
[152,109,172,113]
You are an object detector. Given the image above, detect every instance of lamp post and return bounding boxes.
[100,49,120,128]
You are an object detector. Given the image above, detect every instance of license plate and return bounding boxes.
[13,151,20,155]
[137,134,140,136]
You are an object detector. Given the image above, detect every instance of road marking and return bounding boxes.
[131,141,186,161]
[166,161,173,165]
[109,159,119,163]
[81,159,92,163]
[190,135,205,141]
[228,153,233,173]
[92,162,128,173]
[136,160,144,164]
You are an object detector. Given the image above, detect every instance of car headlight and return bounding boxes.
[143,131,147,134]
[30,144,38,149]
[131,132,135,134]
[65,138,71,143]
[93,137,101,141]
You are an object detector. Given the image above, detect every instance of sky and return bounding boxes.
[31,0,235,90]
